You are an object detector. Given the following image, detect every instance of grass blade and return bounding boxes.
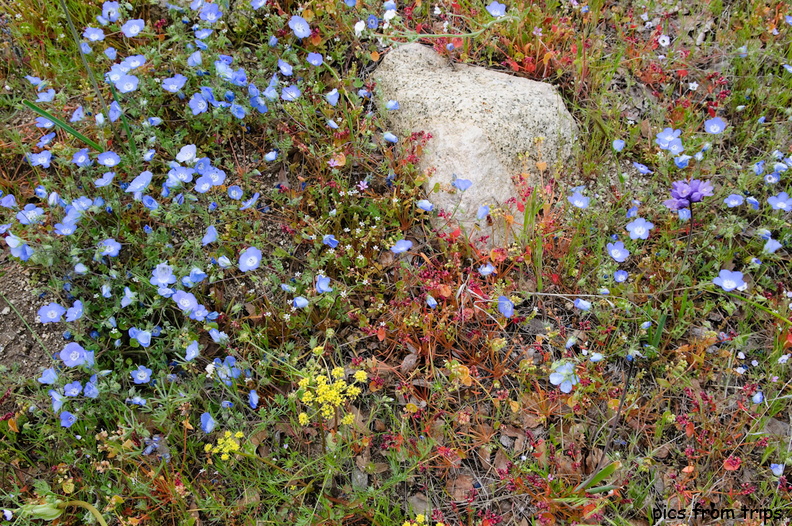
[22,100,103,151]
[575,461,620,493]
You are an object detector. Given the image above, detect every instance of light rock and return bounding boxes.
[373,43,577,246]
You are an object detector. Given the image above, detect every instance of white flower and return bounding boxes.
[658,34,670,47]
[688,82,698,91]
[354,20,365,37]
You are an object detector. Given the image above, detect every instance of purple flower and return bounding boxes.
[713,269,745,292]
[704,117,727,134]
[163,74,188,93]
[663,179,713,210]
[131,365,153,384]
[625,218,654,240]
[607,241,629,262]
[288,15,311,38]
[38,302,66,323]
[239,246,262,272]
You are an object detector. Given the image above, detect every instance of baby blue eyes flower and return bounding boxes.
[127,170,153,193]
[326,88,340,106]
[306,52,324,66]
[426,295,438,308]
[227,185,243,200]
[99,238,121,256]
[278,59,293,76]
[189,93,209,114]
[248,389,259,409]
[316,275,333,293]
[37,132,56,147]
[486,1,506,17]
[70,105,84,122]
[323,234,339,248]
[703,117,727,134]
[568,190,589,209]
[162,74,187,92]
[327,119,338,129]
[27,151,51,169]
[264,150,278,161]
[121,19,145,37]
[240,192,260,210]
[105,47,117,59]
[121,286,136,307]
[281,85,301,101]
[391,239,413,253]
[724,194,744,207]
[625,217,654,240]
[202,225,217,245]
[97,151,120,167]
[674,155,692,169]
[131,365,153,384]
[293,296,309,308]
[151,262,177,286]
[38,302,66,323]
[771,464,785,477]
[36,88,56,102]
[479,263,496,276]
[607,241,629,262]
[200,412,216,433]
[65,300,84,322]
[129,327,152,347]
[574,298,591,311]
[477,205,490,220]
[38,367,58,384]
[768,192,792,211]
[713,269,745,292]
[497,296,514,317]
[288,15,311,39]
[589,353,604,363]
[764,238,782,254]
[784,64,792,74]
[252,0,267,9]
[632,162,653,175]
[655,127,681,149]
[187,50,203,67]
[36,117,55,128]
[60,411,77,428]
[184,340,200,361]
[752,391,764,404]
[60,342,87,367]
[367,15,379,28]
[452,178,472,191]
[83,27,105,41]
[416,199,434,212]
[200,2,222,23]
[549,362,578,393]
[239,246,262,272]
[383,132,398,143]
[386,100,400,110]
[612,139,625,152]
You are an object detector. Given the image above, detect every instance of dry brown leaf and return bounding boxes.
[446,473,474,502]
[400,353,419,374]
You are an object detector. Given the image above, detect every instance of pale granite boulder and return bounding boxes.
[373,43,577,246]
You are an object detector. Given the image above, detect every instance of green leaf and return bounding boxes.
[574,461,620,493]
[22,101,103,151]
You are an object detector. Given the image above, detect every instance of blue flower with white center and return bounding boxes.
[129,328,152,347]
[281,85,301,101]
[632,162,653,175]
[70,105,84,122]
[35,117,54,128]
[606,241,629,262]
[476,205,490,220]
[201,412,216,433]
[150,262,176,287]
[36,88,55,102]
[765,172,780,185]
[568,190,589,209]
[37,132,56,147]
[724,194,743,207]
[305,52,324,67]
[479,263,496,276]
[712,269,745,292]
[497,296,514,318]
[97,151,120,167]
[625,217,654,240]
[210,329,229,344]
[573,298,591,311]
[172,291,199,313]
[126,170,153,194]
[60,411,77,428]
[771,464,785,477]
[162,74,187,93]
[60,342,88,367]
[187,50,202,67]
[612,139,625,152]
[278,59,293,76]
[65,300,83,322]
[184,340,200,361]
[288,15,311,38]
[549,362,578,393]
[391,239,412,254]
[64,381,82,397]
[227,185,243,200]
[316,275,333,293]
[667,138,684,156]
[188,93,208,114]
[239,246,262,272]
[121,286,136,307]
[240,192,260,210]
[99,238,121,256]
[293,296,309,308]
[249,390,259,409]
[703,117,727,134]
[674,154,692,169]
[486,1,506,17]
[325,88,340,106]
[38,367,58,384]
[121,19,145,37]
[252,0,267,9]
[768,192,792,211]
[655,127,681,149]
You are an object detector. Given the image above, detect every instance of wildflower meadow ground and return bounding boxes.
[0,0,791,524]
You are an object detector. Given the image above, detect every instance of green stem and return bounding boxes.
[58,500,108,526]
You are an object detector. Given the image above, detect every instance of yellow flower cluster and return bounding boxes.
[204,431,244,461]
[401,515,445,526]
[297,368,367,422]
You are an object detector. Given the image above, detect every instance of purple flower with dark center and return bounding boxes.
[663,179,713,211]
